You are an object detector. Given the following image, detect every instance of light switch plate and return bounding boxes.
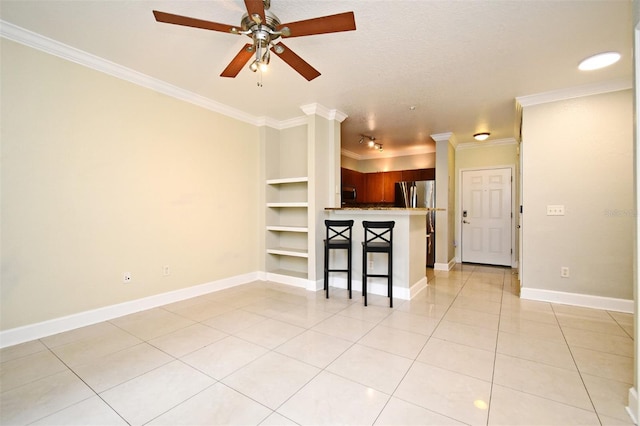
[547,205,565,216]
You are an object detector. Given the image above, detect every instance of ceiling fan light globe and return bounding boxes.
[249,61,259,72]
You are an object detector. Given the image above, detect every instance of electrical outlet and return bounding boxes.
[547,205,565,216]
[163,265,170,276]
[560,267,570,278]
[123,272,132,283]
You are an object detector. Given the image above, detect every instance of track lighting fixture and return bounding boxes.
[359,134,383,152]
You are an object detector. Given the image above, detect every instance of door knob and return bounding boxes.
[462,220,470,224]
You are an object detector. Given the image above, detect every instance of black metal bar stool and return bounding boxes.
[324,220,354,299]
[362,220,395,307]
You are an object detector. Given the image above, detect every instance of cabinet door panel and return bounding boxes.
[383,171,402,202]
[365,172,384,202]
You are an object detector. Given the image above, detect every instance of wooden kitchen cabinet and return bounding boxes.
[343,168,435,204]
[363,171,402,203]
[383,171,402,202]
[401,168,435,181]
[363,172,383,202]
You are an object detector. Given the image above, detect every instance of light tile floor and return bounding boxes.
[0,264,635,425]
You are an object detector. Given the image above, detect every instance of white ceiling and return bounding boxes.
[0,0,633,158]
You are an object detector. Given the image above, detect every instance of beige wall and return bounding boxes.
[521,89,633,300]
[456,142,518,170]
[1,40,261,330]
[341,152,436,173]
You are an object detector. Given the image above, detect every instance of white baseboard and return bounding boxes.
[434,258,456,271]
[0,272,260,349]
[323,276,427,300]
[2,270,428,349]
[627,387,639,425]
[520,287,633,313]
[264,272,312,290]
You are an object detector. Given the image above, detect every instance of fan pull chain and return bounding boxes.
[257,70,263,87]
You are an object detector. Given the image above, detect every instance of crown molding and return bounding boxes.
[430,132,459,149]
[516,77,632,108]
[300,103,348,122]
[255,115,308,129]
[456,137,518,151]
[0,20,328,131]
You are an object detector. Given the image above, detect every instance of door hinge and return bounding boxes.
[511,248,513,254]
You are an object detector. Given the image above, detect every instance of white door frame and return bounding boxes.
[456,165,517,268]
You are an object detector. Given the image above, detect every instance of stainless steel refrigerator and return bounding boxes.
[395,181,436,267]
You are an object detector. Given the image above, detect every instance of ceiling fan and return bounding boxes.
[153,0,356,81]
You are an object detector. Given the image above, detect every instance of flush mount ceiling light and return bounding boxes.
[153,0,356,81]
[578,52,621,71]
[473,132,490,141]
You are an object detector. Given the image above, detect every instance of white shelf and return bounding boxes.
[266,247,309,258]
[266,226,308,233]
[267,202,308,208]
[266,177,308,185]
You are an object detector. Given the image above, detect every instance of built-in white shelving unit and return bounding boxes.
[264,126,310,281]
[261,107,344,288]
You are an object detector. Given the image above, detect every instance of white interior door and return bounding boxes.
[461,168,512,266]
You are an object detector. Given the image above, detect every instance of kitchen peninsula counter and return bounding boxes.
[324,207,440,301]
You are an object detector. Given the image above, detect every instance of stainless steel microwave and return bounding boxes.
[342,186,357,201]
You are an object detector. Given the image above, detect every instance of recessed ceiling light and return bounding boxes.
[578,52,621,71]
[473,132,490,141]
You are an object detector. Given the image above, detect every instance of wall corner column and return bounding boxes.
[432,132,458,270]
[301,103,347,284]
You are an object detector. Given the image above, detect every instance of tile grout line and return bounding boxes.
[485,267,508,426]
[370,265,476,425]
[550,303,603,425]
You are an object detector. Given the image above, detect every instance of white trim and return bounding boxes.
[265,272,313,290]
[627,388,639,425]
[0,20,333,132]
[300,103,348,123]
[255,115,307,130]
[516,78,632,108]
[434,258,456,271]
[0,272,260,349]
[520,287,633,313]
[323,277,427,300]
[431,132,458,149]
[456,138,518,151]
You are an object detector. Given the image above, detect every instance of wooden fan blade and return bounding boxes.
[220,44,254,78]
[273,43,320,81]
[278,11,356,38]
[153,10,236,33]
[244,0,266,24]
